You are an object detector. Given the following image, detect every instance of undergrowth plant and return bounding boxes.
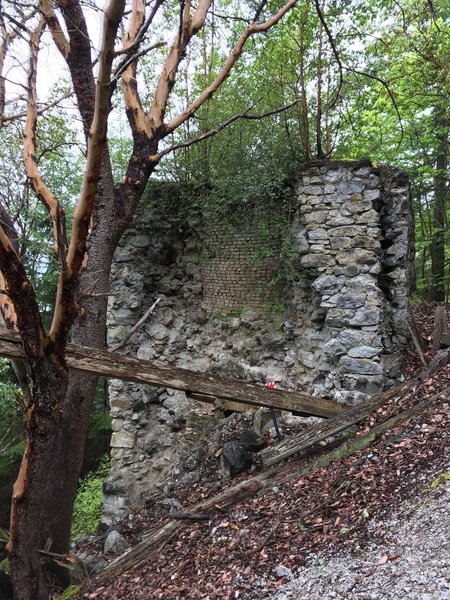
[71,456,110,540]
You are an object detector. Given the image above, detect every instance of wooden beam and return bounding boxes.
[259,385,402,467]
[432,306,448,350]
[260,344,450,467]
[0,327,344,418]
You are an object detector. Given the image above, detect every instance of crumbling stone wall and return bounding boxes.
[285,161,413,404]
[103,160,413,523]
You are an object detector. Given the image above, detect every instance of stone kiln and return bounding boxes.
[103,160,413,522]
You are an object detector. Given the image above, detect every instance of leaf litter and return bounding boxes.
[73,301,450,600]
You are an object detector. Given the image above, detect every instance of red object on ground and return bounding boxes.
[265,380,276,389]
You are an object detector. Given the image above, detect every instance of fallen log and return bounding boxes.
[260,344,450,467]
[86,387,446,583]
[0,327,342,418]
[259,385,404,468]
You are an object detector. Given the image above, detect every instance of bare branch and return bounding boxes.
[22,17,68,271]
[0,10,10,121]
[122,0,152,137]
[313,0,343,112]
[165,0,299,135]
[110,297,161,352]
[0,7,38,122]
[148,0,213,133]
[349,67,404,144]
[113,41,166,81]
[115,0,164,57]
[152,100,300,161]
[40,0,70,58]
[2,90,72,123]
[314,0,403,145]
[252,1,269,23]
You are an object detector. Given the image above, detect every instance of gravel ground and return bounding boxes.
[269,480,450,600]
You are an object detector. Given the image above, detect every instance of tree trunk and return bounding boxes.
[35,150,157,591]
[7,358,68,600]
[430,109,448,301]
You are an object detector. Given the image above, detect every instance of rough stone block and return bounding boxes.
[330,236,352,250]
[304,210,328,224]
[363,189,381,201]
[347,345,380,358]
[323,167,347,182]
[111,431,136,449]
[337,179,365,195]
[323,294,366,309]
[300,254,335,269]
[349,307,381,326]
[327,215,355,227]
[339,356,383,376]
[308,227,328,240]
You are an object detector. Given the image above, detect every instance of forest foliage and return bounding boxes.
[0,0,447,309]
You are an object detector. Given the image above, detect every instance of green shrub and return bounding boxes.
[71,456,110,540]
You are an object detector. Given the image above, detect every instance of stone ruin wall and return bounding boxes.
[201,228,280,311]
[103,160,413,523]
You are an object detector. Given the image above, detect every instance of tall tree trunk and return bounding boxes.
[315,18,324,159]
[430,109,448,301]
[37,145,157,585]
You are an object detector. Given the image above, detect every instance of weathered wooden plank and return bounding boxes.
[433,306,448,350]
[259,385,402,467]
[0,327,344,418]
[260,344,450,467]
[187,392,258,413]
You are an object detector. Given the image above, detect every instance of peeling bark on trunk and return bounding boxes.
[7,356,68,600]
[36,170,129,574]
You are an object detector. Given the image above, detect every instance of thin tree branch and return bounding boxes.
[147,0,213,134]
[152,100,300,161]
[314,0,404,146]
[313,0,343,111]
[39,0,70,58]
[113,41,166,81]
[165,0,299,136]
[110,297,161,352]
[0,7,37,122]
[349,67,404,144]
[252,1,269,23]
[115,0,164,57]
[23,17,68,272]
[122,0,152,137]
